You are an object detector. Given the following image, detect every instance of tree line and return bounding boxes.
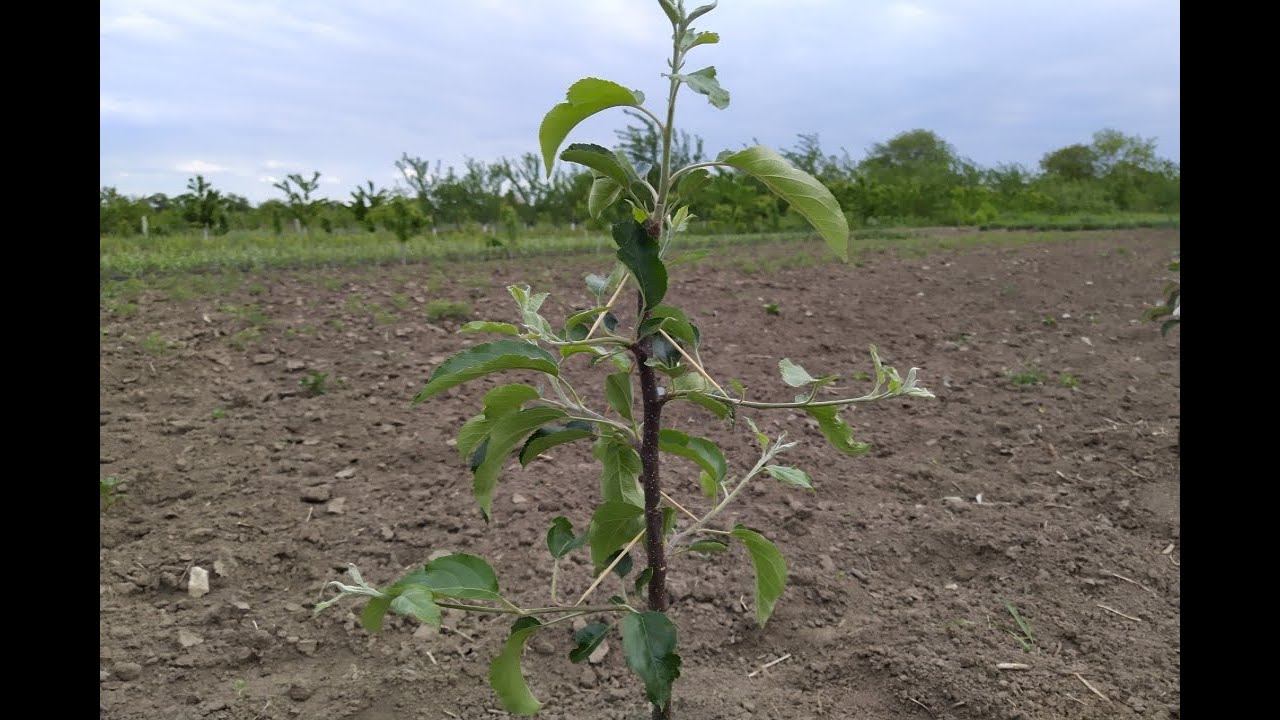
[100,123,1179,238]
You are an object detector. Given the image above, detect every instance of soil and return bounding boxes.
[100,229,1180,720]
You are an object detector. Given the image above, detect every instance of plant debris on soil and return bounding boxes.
[100,230,1180,720]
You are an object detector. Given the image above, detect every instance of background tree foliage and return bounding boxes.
[100,127,1179,238]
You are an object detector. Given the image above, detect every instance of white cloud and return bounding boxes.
[100,11,176,40]
[175,160,228,173]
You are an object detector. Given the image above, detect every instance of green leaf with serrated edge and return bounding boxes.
[682,391,733,420]
[606,549,633,577]
[547,516,589,559]
[766,465,814,491]
[594,438,645,508]
[519,420,594,466]
[483,384,541,418]
[730,378,747,397]
[688,539,728,553]
[473,408,567,519]
[648,305,697,347]
[686,1,718,24]
[662,506,676,538]
[416,553,503,600]
[390,585,442,625]
[361,596,391,632]
[589,501,645,571]
[456,413,491,462]
[615,150,643,182]
[561,144,631,188]
[415,340,558,404]
[803,405,871,456]
[674,66,729,109]
[565,305,614,336]
[657,0,680,25]
[621,611,682,708]
[658,428,727,483]
[634,567,654,594]
[569,623,611,664]
[605,372,634,421]
[489,617,544,715]
[588,175,623,220]
[680,30,719,51]
[672,371,710,394]
[459,321,520,335]
[678,168,711,198]
[540,78,644,176]
[649,333,682,366]
[720,145,849,261]
[730,524,787,627]
[697,470,719,499]
[612,219,667,312]
[778,358,819,387]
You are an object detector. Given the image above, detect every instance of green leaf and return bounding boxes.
[561,143,631,188]
[731,525,787,627]
[540,78,644,176]
[697,470,719,499]
[677,168,711,198]
[519,420,594,466]
[662,506,676,539]
[585,273,611,301]
[765,465,814,491]
[456,413,491,462]
[389,585,442,625]
[588,175,624,220]
[634,567,654,594]
[414,340,559,404]
[681,391,733,420]
[569,623,611,664]
[473,408,568,519]
[606,549,634,577]
[680,30,719,51]
[605,372,634,421]
[547,516,589,559]
[361,596,391,633]
[594,438,645,508]
[657,0,680,25]
[674,66,730,109]
[621,611,682,709]
[589,501,646,571]
[612,220,667,313]
[417,553,503,600]
[483,384,542,418]
[688,539,728,553]
[658,428,727,483]
[647,305,698,348]
[459,321,520,336]
[489,617,544,715]
[803,405,871,456]
[720,145,849,261]
[779,358,835,388]
[686,2,718,24]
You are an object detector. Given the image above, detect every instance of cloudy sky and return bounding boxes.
[100,0,1179,203]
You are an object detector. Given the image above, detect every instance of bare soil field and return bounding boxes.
[100,229,1180,720]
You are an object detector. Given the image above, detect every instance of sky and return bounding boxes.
[100,0,1180,204]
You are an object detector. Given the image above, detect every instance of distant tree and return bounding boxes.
[370,194,427,261]
[1040,144,1098,180]
[395,153,439,219]
[350,180,389,231]
[179,175,225,235]
[614,109,705,171]
[858,129,965,220]
[273,171,322,231]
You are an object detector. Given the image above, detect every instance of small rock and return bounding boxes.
[428,549,452,561]
[297,639,318,656]
[301,486,332,503]
[511,493,528,504]
[252,353,277,365]
[818,555,836,573]
[213,559,229,577]
[334,467,356,479]
[380,526,395,540]
[742,699,756,713]
[187,567,210,598]
[572,617,588,632]
[99,670,110,682]
[578,668,597,688]
[114,662,143,681]
[326,497,347,514]
[231,601,251,612]
[588,640,610,664]
[177,629,204,648]
[287,684,312,701]
[285,360,306,371]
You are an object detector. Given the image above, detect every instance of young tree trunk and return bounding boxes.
[632,308,673,720]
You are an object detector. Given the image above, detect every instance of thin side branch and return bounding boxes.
[574,529,646,606]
